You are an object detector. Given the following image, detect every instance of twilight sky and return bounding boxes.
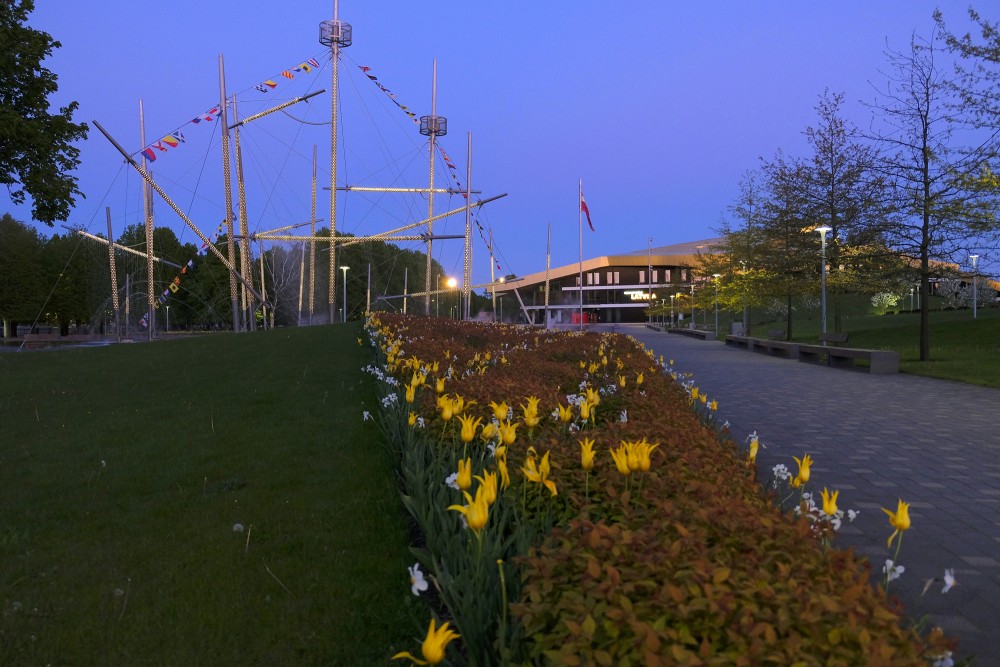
[3,1,983,288]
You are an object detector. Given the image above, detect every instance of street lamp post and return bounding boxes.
[165,304,170,333]
[712,273,721,336]
[340,265,350,323]
[815,226,832,337]
[670,294,675,328]
[446,276,458,320]
[970,254,979,319]
[739,260,748,335]
[689,283,695,329]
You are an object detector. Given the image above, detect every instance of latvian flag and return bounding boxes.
[580,189,594,232]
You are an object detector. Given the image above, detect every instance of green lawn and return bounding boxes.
[0,325,418,665]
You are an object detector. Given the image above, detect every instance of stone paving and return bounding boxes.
[619,325,1000,664]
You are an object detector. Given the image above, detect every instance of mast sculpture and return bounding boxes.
[218,55,242,331]
[420,60,447,315]
[320,3,352,323]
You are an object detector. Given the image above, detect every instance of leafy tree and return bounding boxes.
[866,31,1000,360]
[800,90,896,332]
[0,212,44,335]
[0,0,88,225]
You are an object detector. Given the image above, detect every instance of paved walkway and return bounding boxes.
[620,326,999,664]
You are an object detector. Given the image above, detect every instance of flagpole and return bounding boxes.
[545,222,551,329]
[578,180,584,331]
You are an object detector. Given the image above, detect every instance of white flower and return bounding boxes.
[408,564,429,596]
[883,559,904,582]
[445,472,459,490]
[931,651,954,667]
[619,409,628,423]
[362,411,372,422]
[771,464,791,481]
[942,568,957,593]
[416,417,426,428]
[847,509,859,522]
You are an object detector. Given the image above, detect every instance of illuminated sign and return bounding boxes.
[623,290,657,301]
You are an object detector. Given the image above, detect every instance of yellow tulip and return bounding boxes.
[501,356,508,365]
[489,400,510,422]
[405,383,417,404]
[821,487,839,516]
[882,499,911,548]
[699,393,708,405]
[609,445,631,476]
[498,419,518,446]
[588,362,599,374]
[578,360,586,369]
[521,396,541,426]
[440,400,454,422]
[601,355,608,367]
[748,435,759,463]
[480,421,499,443]
[625,441,641,472]
[691,387,699,400]
[557,403,574,424]
[791,453,813,488]
[391,617,460,665]
[636,372,644,386]
[458,413,483,444]
[496,456,510,490]
[448,486,490,534]
[408,412,418,427]
[636,438,659,472]
[579,401,591,421]
[579,437,596,470]
[435,378,446,394]
[522,450,557,496]
[475,470,498,505]
[618,375,626,388]
[585,387,600,406]
[709,400,718,411]
[457,457,473,491]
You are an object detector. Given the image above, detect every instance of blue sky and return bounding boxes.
[4,1,981,288]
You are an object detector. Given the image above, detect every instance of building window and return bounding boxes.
[607,271,613,285]
[587,273,593,286]
[639,270,645,284]
[665,269,671,283]
[593,272,600,285]
[652,269,659,284]
[614,271,620,284]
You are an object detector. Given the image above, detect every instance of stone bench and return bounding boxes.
[669,328,716,341]
[797,344,899,374]
[724,335,798,358]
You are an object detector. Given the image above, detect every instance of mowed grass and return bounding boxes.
[749,303,1000,388]
[0,325,417,665]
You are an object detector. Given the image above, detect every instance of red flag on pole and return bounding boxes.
[580,190,594,232]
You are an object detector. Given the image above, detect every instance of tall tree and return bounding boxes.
[801,90,893,332]
[0,213,44,335]
[866,31,1000,360]
[0,0,88,225]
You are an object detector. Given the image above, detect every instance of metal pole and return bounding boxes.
[328,5,341,325]
[578,180,584,330]
[424,60,438,317]
[971,254,979,319]
[218,55,241,332]
[647,237,652,324]
[366,263,371,314]
[139,99,155,341]
[106,207,121,342]
[714,281,719,335]
[340,266,349,322]
[821,236,828,335]
[463,132,472,320]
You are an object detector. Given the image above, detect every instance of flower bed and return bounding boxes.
[363,313,954,665]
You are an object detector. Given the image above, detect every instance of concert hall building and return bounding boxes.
[493,238,723,325]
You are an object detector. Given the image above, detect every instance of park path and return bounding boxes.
[618,325,1000,664]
